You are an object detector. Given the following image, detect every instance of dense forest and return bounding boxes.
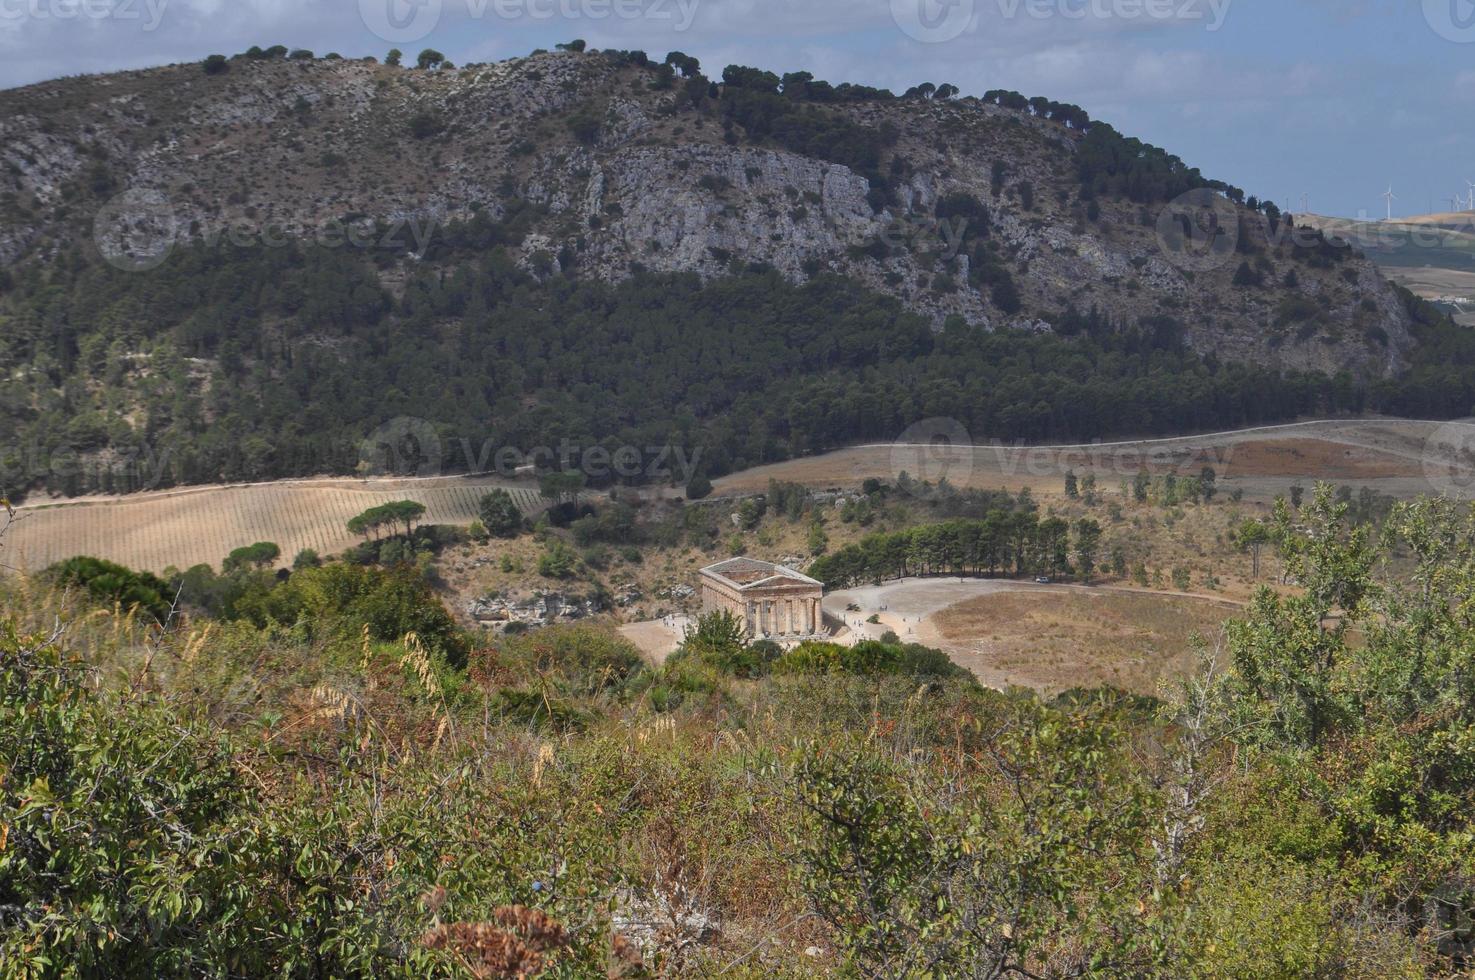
[2,218,1470,502]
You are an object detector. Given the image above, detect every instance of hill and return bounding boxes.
[2,47,1464,500]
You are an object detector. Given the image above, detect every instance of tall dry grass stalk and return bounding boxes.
[531,742,556,788]
[637,716,677,747]
[402,631,457,751]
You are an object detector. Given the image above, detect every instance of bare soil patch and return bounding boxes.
[927,590,1236,696]
[712,419,1450,502]
[617,617,692,666]
[1211,438,1420,480]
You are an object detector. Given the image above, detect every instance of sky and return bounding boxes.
[1,0,1472,219]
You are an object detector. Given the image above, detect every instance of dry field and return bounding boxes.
[713,418,1457,502]
[5,477,548,573]
[1377,266,1475,326]
[925,590,1238,696]
[6,417,1468,578]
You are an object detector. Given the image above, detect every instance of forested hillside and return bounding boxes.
[2,221,1470,501]
[1,45,1466,499]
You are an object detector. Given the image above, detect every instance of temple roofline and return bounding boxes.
[699,558,821,592]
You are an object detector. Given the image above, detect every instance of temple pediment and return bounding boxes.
[698,558,826,642]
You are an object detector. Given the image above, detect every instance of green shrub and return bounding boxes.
[50,556,173,623]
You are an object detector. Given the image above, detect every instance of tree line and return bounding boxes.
[810,510,1105,588]
[4,233,1469,502]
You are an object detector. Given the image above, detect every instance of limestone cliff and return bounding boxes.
[0,49,1412,379]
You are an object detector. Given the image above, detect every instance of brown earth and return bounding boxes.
[713,418,1452,502]
[6,417,1467,576]
[1206,438,1418,480]
[926,589,1238,696]
[5,476,548,574]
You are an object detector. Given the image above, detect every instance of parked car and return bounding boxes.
[1034,576,1052,585]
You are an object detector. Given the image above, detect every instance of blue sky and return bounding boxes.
[2,0,1472,218]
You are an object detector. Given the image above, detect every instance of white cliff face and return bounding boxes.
[581,145,878,280]
[0,50,1413,379]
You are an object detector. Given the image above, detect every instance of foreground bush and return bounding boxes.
[4,484,1475,975]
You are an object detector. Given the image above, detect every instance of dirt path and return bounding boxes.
[618,616,693,666]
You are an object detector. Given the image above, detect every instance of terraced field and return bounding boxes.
[5,478,549,573]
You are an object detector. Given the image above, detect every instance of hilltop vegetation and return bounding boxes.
[3,485,1474,975]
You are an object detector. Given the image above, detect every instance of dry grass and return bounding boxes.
[6,419,1452,577]
[928,591,1236,696]
[1212,439,1418,480]
[712,419,1445,502]
[7,479,547,573]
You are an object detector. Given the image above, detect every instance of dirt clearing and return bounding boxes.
[927,590,1237,696]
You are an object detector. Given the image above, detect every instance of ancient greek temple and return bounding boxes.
[698,558,825,642]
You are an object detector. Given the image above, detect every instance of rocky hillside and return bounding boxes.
[0,47,1412,379]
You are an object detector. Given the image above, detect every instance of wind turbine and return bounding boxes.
[1466,180,1475,211]
[1382,185,1397,221]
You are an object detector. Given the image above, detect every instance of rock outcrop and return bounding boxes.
[0,49,1413,379]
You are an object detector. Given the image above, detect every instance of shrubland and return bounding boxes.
[1,484,1473,976]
